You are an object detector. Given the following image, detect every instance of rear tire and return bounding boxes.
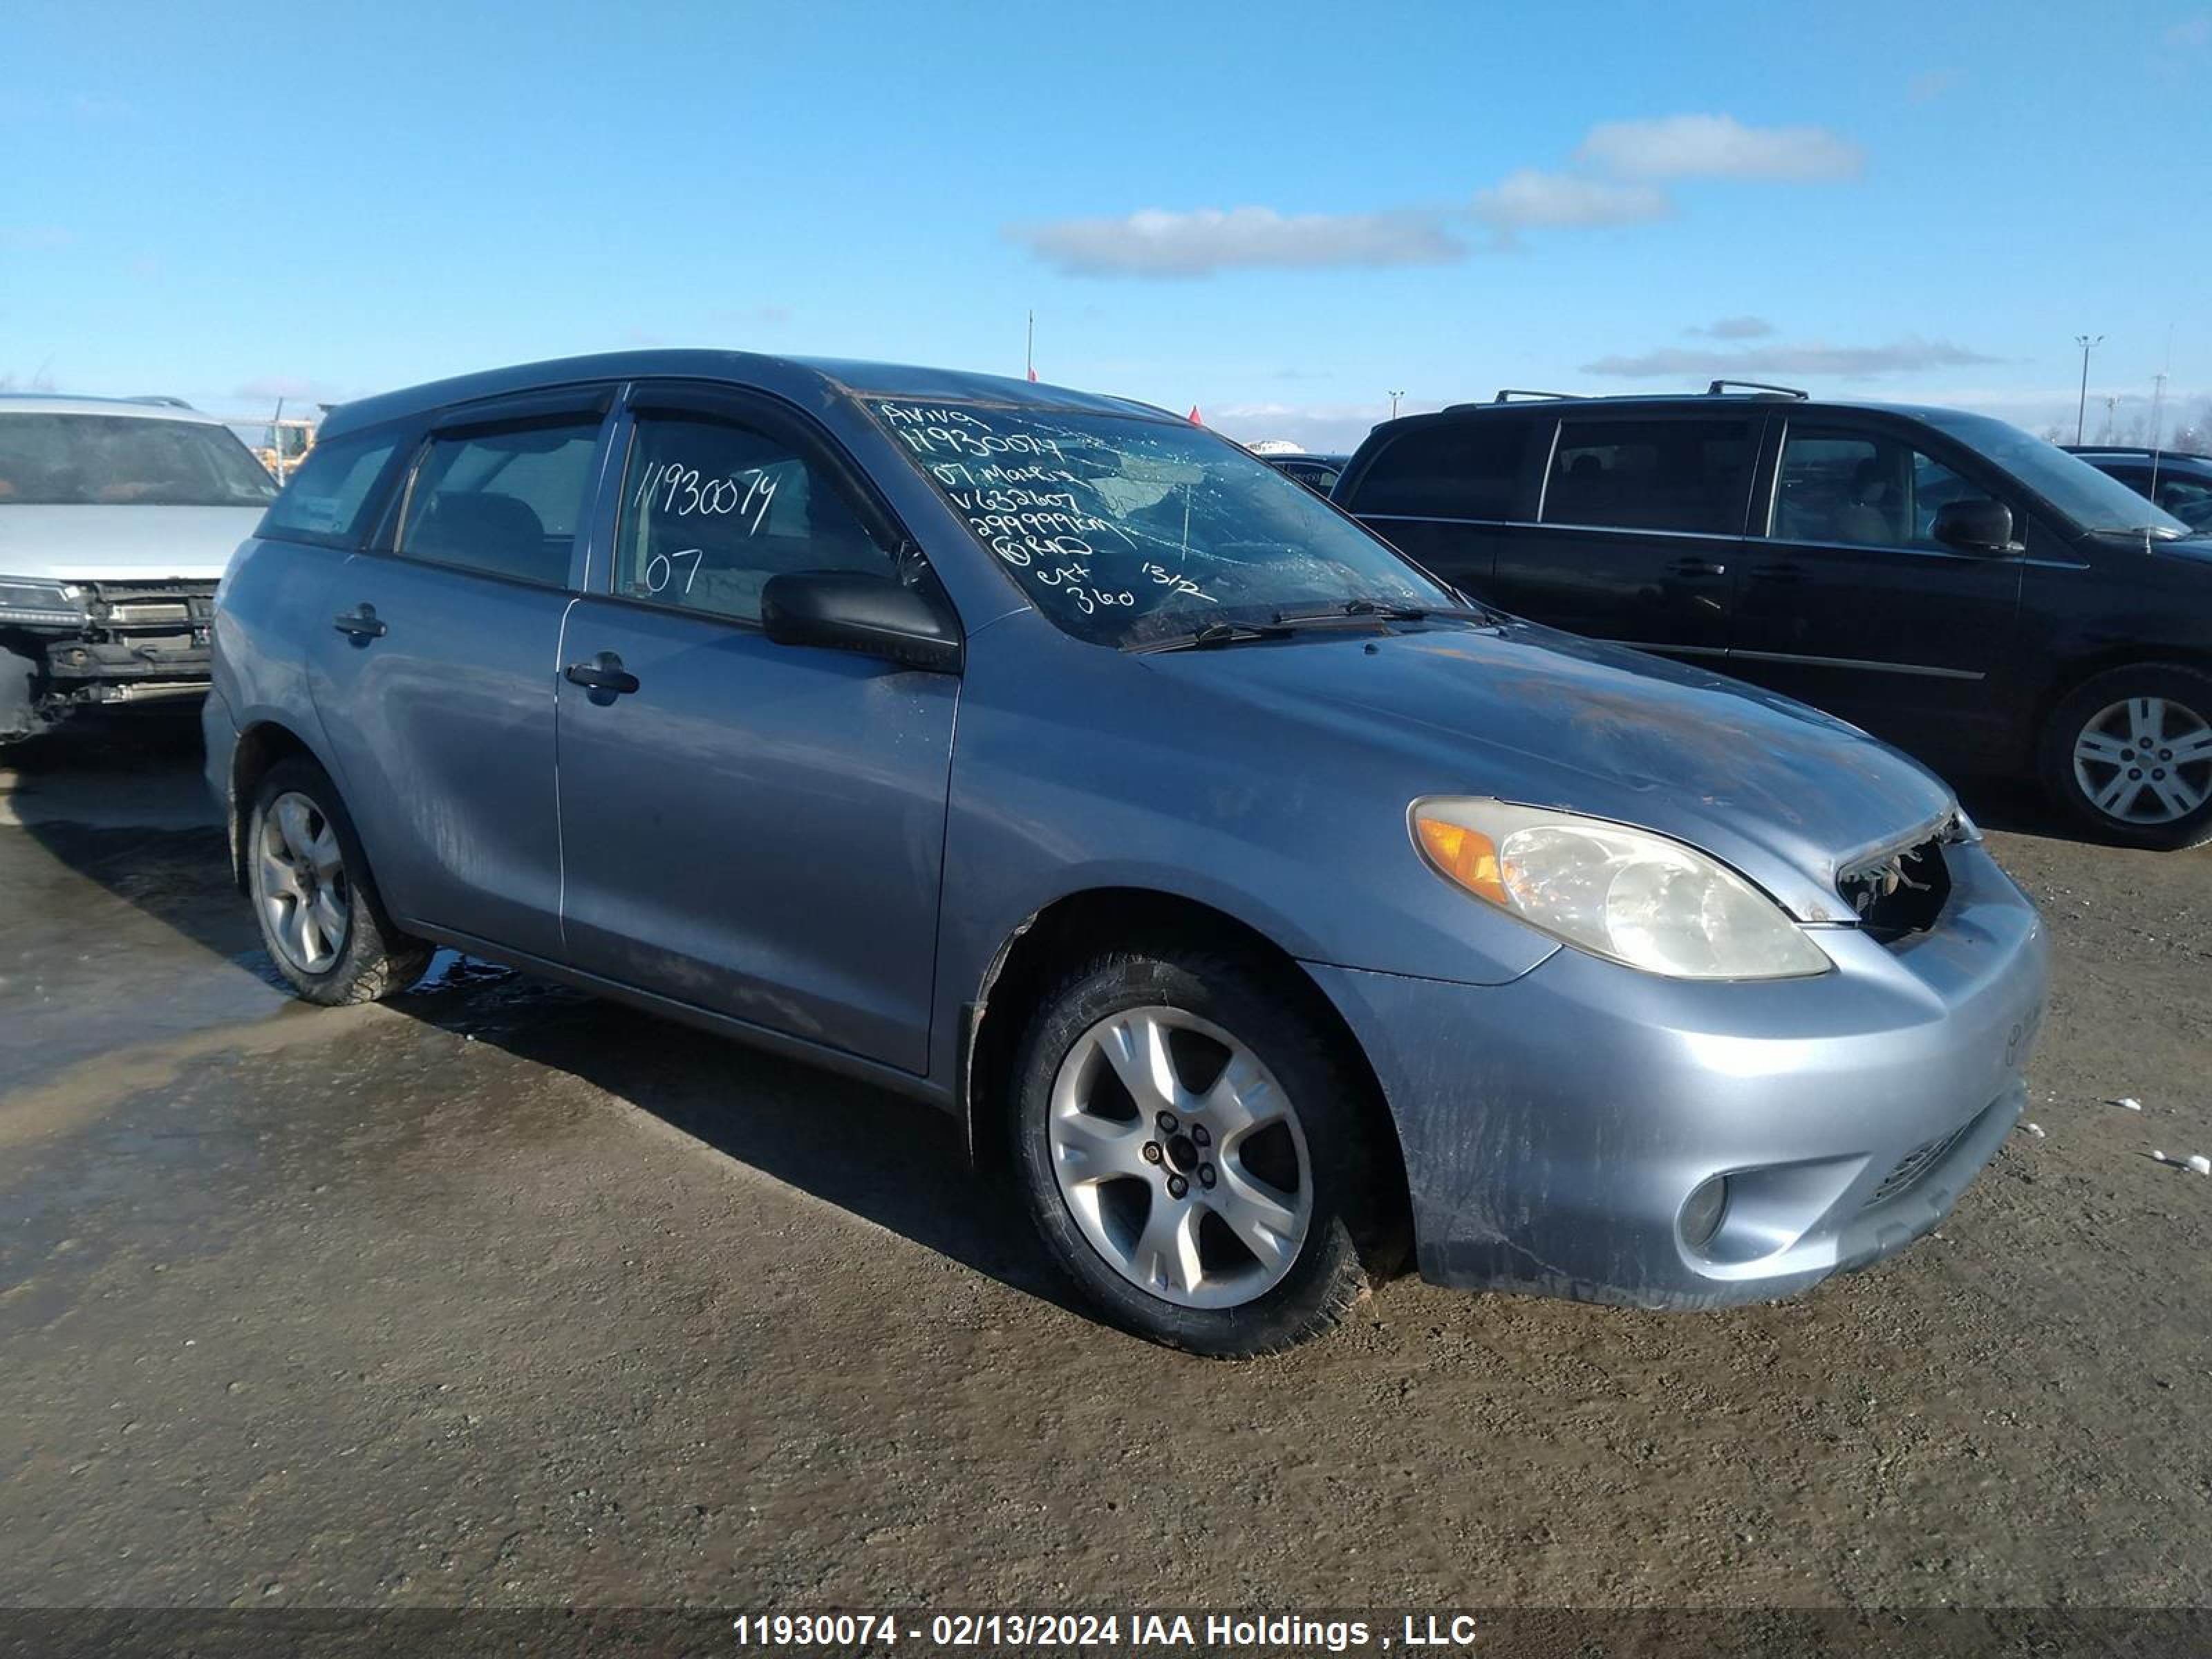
[246,756,431,1004]
[2041,664,2212,851]
[1011,946,1384,1357]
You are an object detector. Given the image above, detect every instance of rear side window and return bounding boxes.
[613,413,892,623]
[257,430,400,547]
[1543,418,1756,535]
[1351,421,1530,519]
[394,417,603,587]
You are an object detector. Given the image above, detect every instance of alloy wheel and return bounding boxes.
[256,791,352,973]
[1046,1005,1313,1311]
[2072,696,2212,825]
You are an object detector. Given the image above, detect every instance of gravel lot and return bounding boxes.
[2,716,2207,1613]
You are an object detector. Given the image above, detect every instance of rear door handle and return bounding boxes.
[563,651,640,695]
[332,604,387,639]
[1667,558,1729,579]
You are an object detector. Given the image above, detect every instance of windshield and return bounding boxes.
[1921,411,2193,537]
[0,413,279,508]
[871,401,1457,646]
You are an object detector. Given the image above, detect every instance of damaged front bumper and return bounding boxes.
[1,580,217,737]
[1307,840,2049,1309]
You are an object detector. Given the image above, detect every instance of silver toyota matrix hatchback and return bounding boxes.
[206,353,2049,1356]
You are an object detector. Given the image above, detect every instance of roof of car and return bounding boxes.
[320,350,1172,440]
[2068,446,2212,467]
[1416,391,1995,422]
[0,393,227,423]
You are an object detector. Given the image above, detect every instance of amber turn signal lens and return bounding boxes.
[1414,814,1508,905]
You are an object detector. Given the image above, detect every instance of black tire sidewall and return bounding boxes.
[247,758,421,1003]
[2043,665,2212,851]
[1011,948,1374,1356]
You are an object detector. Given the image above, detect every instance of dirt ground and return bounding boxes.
[1,715,2207,1614]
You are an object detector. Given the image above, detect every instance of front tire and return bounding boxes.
[1011,946,1384,1357]
[2041,664,2212,851]
[247,756,431,1004]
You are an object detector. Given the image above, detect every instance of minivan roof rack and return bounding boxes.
[1492,388,1581,403]
[1705,379,1807,400]
[125,395,194,409]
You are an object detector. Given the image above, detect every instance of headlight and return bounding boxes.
[0,577,86,628]
[1411,797,1832,980]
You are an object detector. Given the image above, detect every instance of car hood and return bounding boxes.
[0,505,264,581]
[1141,621,1960,924]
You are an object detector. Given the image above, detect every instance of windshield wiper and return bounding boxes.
[1127,620,1297,655]
[1275,598,1503,626]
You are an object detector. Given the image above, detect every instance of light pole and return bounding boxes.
[1388,389,1405,421]
[2074,334,2103,444]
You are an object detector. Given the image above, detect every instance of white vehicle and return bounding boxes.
[1,395,276,740]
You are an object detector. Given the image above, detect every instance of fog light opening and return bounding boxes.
[1680,1175,1730,1253]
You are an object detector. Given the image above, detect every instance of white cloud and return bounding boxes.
[1582,337,1999,379]
[232,375,354,404]
[1575,114,1864,182]
[1687,315,1776,339]
[1008,206,1463,279]
[1471,169,1672,230]
[1210,400,1415,454]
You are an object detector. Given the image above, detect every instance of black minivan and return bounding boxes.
[1334,386,2212,850]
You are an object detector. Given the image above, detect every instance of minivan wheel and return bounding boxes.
[1011,948,1379,1357]
[247,757,431,1003]
[2042,665,2212,851]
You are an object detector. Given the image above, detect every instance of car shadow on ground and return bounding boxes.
[4,716,1082,1322]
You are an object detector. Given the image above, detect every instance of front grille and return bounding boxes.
[1868,1123,1969,1206]
[1839,835,1951,944]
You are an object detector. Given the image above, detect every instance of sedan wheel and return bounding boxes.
[2070,696,2212,827]
[1047,1006,1313,1311]
[256,790,353,973]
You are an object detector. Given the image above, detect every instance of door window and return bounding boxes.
[1352,420,1530,519]
[1542,418,1756,535]
[395,416,603,586]
[614,413,892,623]
[1772,424,1994,550]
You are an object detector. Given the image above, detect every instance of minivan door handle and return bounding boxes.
[563,652,640,696]
[332,604,387,639]
[1666,558,1729,579]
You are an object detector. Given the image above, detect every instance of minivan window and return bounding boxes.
[394,418,603,587]
[258,430,399,547]
[870,400,1455,648]
[1771,425,1991,550]
[1353,422,1530,520]
[615,414,892,623]
[0,413,279,507]
[1920,410,2192,537]
[1543,418,1756,536]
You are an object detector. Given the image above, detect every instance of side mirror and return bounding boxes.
[761,570,963,673]
[1930,497,2015,554]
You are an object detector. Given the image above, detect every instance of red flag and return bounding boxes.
[1188,405,1202,424]
[1027,366,1038,382]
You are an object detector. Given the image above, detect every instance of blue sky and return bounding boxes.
[5,0,2209,451]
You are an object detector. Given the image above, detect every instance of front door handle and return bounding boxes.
[332,604,387,639]
[563,651,640,695]
[1667,558,1730,579]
